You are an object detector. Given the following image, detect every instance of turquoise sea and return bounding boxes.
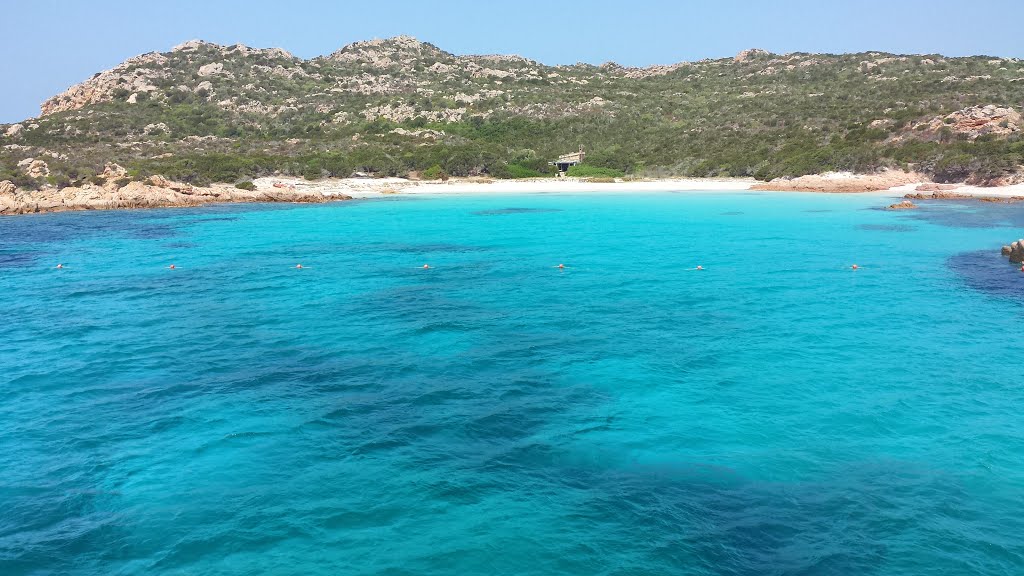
[2,191,1023,575]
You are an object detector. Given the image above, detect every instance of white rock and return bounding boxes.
[198,63,224,77]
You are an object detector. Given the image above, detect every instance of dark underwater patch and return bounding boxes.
[0,250,40,268]
[907,200,1024,229]
[948,250,1024,300]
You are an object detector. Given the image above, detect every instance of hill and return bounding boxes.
[2,36,1023,190]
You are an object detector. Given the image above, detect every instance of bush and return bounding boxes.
[566,165,624,178]
[235,181,256,191]
[422,164,447,180]
[12,174,41,190]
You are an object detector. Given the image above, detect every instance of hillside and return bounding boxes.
[2,35,1023,190]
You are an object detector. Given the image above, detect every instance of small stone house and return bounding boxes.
[550,146,585,175]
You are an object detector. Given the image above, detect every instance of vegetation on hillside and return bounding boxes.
[1,37,1022,189]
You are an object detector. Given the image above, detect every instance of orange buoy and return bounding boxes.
[422,264,430,269]
[851,264,858,270]
[169,264,176,270]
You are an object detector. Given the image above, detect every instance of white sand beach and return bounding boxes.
[254,174,1024,200]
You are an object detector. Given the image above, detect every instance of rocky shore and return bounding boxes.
[0,170,346,216]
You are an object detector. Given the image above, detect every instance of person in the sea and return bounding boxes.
[168,264,176,270]
[295,264,303,269]
[55,263,63,269]
[422,264,430,269]
[555,263,566,269]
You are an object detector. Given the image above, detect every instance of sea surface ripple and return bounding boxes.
[1,193,1023,575]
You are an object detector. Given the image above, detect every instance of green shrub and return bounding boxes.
[235,181,256,191]
[422,164,447,180]
[566,165,624,178]
[12,174,41,190]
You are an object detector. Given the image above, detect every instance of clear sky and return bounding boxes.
[2,0,1023,123]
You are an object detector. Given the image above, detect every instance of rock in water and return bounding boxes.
[887,200,919,210]
[1003,239,1024,263]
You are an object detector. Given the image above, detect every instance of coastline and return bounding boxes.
[4,173,1024,216]
[259,173,1024,200]
[255,176,762,199]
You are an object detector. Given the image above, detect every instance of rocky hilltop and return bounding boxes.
[2,35,1023,207]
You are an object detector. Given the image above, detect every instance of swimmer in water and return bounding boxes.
[295,264,303,269]
[422,264,430,269]
[56,264,64,269]
[556,264,566,269]
[168,264,176,270]
[851,264,859,270]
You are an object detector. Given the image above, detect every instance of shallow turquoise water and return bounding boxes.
[2,192,1024,575]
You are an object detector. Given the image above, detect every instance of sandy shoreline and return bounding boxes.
[5,173,1024,216]
[252,176,762,199]
[254,174,1024,200]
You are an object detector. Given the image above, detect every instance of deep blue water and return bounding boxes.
[2,192,1024,575]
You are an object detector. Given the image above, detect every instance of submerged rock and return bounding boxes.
[887,200,919,210]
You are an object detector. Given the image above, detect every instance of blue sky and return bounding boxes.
[2,0,1023,123]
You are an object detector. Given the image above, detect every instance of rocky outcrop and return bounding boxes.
[326,35,448,71]
[1002,240,1024,263]
[942,105,1020,139]
[40,40,298,116]
[735,49,772,63]
[904,191,972,200]
[887,200,919,210]
[897,105,1022,143]
[173,39,294,60]
[197,62,225,77]
[0,178,348,216]
[362,102,466,123]
[40,52,168,115]
[17,158,49,178]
